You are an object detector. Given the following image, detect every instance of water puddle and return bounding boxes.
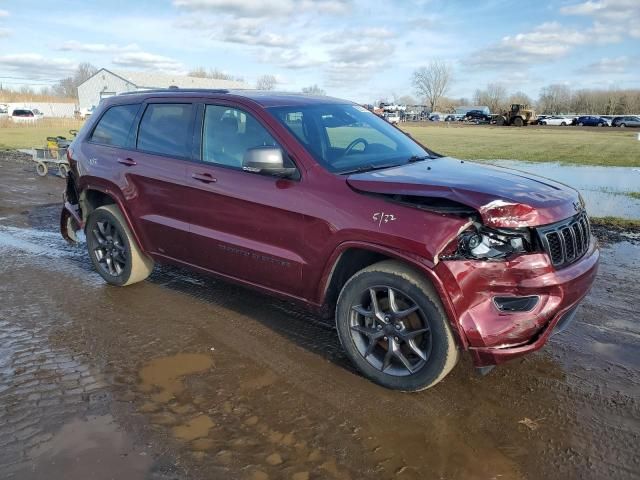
[487,160,640,219]
[138,353,214,404]
[23,414,152,480]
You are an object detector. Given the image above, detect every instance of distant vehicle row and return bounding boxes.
[537,115,639,127]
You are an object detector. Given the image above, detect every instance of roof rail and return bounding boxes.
[118,88,230,96]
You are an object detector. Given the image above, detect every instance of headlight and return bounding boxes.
[444,224,531,261]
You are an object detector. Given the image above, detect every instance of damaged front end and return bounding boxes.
[371,189,598,369]
[60,173,83,244]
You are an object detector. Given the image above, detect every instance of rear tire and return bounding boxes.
[86,205,154,286]
[336,260,459,391]
[513,117,524,127]
[578,122,584,126]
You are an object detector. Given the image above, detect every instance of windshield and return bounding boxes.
[268,103,430,174]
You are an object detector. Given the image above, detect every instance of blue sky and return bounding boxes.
[0,0,638,103]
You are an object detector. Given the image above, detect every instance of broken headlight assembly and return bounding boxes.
[442,224,533,261]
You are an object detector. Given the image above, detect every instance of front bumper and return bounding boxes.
[435,237,599,367]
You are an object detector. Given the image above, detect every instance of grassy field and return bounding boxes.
[401,124,640,167]
[1,118,639,168]
[0,118,85,149]
[591,216,640,229]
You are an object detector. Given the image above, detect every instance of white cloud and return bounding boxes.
[260,48,325,70]
[468,22,587,69]
[577,56,633,74]
[325,40,395,86]
[0,9,9,18]
[58,41,140,53]
[112,52,184,73]
[321,27,395,43]
[0,27,10,38]
[173,0,351,18]
[0,53,76,79]
[561,0,640,40]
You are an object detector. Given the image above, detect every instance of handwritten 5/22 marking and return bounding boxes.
[373,212,397,227]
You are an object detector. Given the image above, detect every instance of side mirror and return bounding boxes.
[242,147,297,178]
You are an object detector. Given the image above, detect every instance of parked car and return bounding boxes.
[444,114,464,122]
[464,110,491,123]
[600,115,615,126]
[60,89,598,391]
[611,115,640,128]
[538,115,571,126]
[428,114,441,122]
[10,109,40,122]
[574,115,608,127]
[383,112,400,125]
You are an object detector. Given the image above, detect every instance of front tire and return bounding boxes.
[513,117,524,127]
[336,260,459,391]
[86,205,154,286]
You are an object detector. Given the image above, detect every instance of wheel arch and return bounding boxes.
[317,242,468,349]
[78,183,147,256]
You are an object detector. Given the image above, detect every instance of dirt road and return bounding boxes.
[1,152,638,480]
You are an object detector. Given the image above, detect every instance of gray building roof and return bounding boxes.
[108,69,248,90]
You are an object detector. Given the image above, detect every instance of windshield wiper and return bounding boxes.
[338,162,405,175]
[406,154,431,163]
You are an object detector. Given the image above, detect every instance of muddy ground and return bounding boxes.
[0,151,638,480]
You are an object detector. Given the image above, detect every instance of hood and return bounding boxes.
[346,157,582,228]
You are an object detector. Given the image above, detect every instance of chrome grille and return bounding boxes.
[538,213,591,268]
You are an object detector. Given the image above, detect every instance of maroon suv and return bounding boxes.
[60,89,599,390]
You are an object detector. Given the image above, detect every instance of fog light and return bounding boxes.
[493,296,539,312]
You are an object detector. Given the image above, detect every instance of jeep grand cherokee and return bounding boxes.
[60,89,599,391]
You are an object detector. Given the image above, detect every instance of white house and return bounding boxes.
[77,68,249,110]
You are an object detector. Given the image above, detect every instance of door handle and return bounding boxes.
[117,157,136,166]
[191,172,217,183]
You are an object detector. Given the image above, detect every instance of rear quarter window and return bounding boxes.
[90,104,139,147]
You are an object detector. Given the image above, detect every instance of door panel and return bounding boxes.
[120,150,192,260]
[185,164,306,296]
[117,101,195,260]
[184,103,306,295]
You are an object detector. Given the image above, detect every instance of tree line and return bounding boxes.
[2,60,636,115]
[410,60,640,115]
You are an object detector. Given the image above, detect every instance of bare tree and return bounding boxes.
[538,84,572,114]
[256,74,277,90]
[302,84,326,95]
[412,60,453,112]
[508,91,533,107]
[397,95,417,106]
[188,67,243,82]
[473,83,507,114]
[51,62,98,99]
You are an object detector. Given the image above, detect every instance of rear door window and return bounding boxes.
[137,103,194,158]
[90,104,139,147]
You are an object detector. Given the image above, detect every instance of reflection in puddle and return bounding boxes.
[488,160,640,219]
